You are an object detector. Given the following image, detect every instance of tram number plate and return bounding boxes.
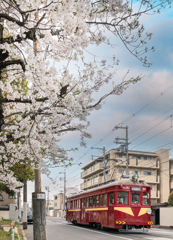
[116,221,126,225]
[132,187,141,191]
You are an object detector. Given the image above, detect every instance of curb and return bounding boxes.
[19,225,27,240]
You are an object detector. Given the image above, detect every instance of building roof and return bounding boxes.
[82,149,158,169]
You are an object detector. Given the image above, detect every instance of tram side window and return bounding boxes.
[79,199,80,208]
[100,195,103,206]
[77,200,78,208]
[90,197,92,207]
[118,192,128,204]
[87,197,89,207]
[103,194,107,205]
[70,201,72,209]
[96,196,99,206]
[143,193,149,205]
[131,193,140,203]
[109,193,114,205]
[92,196,95,207]
[84,198,86,208]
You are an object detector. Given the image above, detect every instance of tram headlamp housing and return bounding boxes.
[132,174,139,182]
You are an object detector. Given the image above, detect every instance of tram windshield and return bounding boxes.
[143,193,149,205]
[131,193,140,203]
[118,192,128,204]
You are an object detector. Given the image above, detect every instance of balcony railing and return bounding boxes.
[81,162,103,179]
[139,175,159,184]
[151,190,160,199]
[129,158,159,168]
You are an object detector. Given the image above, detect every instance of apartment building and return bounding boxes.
[81,149,172,203]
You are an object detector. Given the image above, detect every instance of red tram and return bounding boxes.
[66,176,153,231]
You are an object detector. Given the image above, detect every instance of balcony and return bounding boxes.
[151,190,160,199]
[139,175,159,184]
[129,158,159,169]
[170,182,173,189]
[81,162,103,179]
[80,175,111,190]
[170,169,173,176]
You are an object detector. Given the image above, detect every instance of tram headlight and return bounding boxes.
[147,208,151,215]
[132,173,139,182]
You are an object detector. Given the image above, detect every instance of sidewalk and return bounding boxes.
[23,223,33,240]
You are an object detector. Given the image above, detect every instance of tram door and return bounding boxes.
[108,193,114,227]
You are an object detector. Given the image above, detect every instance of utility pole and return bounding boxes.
[23,180,27,229]
[115,126,129,175]
[32,11,46,240]
[59,169,66,217]
[91,147,107,183]
[45,186,50,216]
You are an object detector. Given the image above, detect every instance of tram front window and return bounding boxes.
[131,193,140,203]
[118,192,128,204]
[143,193,149,205]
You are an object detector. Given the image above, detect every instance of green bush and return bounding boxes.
[168,192,173,206]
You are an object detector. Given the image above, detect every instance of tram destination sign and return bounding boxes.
[132,187,141,191]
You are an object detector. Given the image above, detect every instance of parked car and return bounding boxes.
[27,211,33,223]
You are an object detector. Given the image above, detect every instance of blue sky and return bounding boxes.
[27,4,173,203]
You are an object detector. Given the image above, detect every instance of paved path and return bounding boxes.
[24,217,173,240]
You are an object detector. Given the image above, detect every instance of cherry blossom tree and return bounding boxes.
[0,0,172,190]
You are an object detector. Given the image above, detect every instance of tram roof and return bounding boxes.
[67,178,149,199]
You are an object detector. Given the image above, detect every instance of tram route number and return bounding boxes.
[116,221,126,225]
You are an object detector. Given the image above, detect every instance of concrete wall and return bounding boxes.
[9,204,18,221]
[0,211,9,220]
[160,207,173,226]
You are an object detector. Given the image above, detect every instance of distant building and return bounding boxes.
[53,193,64,217]
[0,192,16,206]
[81,149,172,203]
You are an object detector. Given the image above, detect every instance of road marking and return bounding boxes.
[147,238,172,240]
[66,224,133,240]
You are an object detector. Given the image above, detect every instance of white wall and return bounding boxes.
[160,207,173,226]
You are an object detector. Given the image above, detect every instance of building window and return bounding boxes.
[54,203,57,207]
[119,154,125,158]
[9,194,16,199]
[134,171,141,175]
[143,171,151,175]
[133,156,141,160]
[55,196,57,200]
[119,169,124,173]
[144,157,151,160]
[0,194,3,201]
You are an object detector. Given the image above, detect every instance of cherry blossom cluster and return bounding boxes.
[0,0,171,190]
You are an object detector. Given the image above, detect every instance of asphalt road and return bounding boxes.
[24,217,173,240]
